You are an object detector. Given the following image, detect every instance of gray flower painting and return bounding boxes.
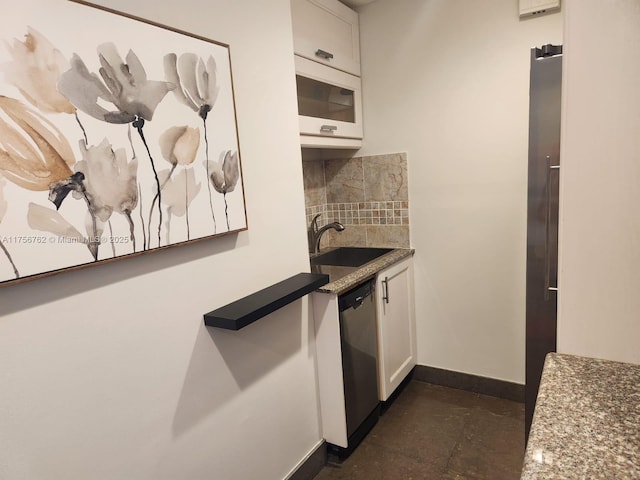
[209,150,240,231]
[0,1,246,286]
[164,52,220,232]
[58,42,174,249]
[75,139,139,252]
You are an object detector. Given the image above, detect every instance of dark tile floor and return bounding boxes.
[313,381,525,480]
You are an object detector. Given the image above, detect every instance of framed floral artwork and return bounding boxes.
[0,0,248,286]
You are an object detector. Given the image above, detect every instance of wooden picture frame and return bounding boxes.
[0,0,247,286]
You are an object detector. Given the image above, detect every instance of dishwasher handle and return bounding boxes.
[338,280,374,312]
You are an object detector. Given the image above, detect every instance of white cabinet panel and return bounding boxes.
[295,55,363,141]
[311,291,348,447]
[376,257,417,401]
[292,0,361,76]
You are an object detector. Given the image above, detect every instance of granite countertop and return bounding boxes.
[313,248,414,295]
[521,353,640,480]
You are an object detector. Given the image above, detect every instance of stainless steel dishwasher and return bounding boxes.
[329,279,380,459]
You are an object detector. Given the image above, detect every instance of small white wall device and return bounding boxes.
[519,0,560,17]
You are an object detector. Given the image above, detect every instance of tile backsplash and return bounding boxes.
[302,152,410,249]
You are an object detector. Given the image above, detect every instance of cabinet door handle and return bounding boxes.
[320,125,337,134]
[315,49,334,60]
[544,155,560,300]
[381,277,389,304]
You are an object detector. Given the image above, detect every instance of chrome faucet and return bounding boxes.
[308,214,344,254]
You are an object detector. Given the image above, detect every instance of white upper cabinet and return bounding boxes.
[295,55,363,144]
[291,0,361,76]
[292,0,363,148]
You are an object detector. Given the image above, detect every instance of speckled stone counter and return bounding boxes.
[314,248,414,295]
[521,353,640,480]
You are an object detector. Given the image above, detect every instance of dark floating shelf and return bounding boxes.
[203,272,329,330]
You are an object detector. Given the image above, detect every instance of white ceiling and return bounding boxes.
[340,0,377,8]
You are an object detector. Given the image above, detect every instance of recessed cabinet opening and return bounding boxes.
[296,75,355,123]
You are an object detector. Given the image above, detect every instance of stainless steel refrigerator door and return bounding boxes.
[525,48,562,441]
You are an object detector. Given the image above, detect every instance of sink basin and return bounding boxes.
[310,247,393,268]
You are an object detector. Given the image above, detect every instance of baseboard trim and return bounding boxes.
[286,440,326,480]
[413,365,525,403]
[327,403,380,461]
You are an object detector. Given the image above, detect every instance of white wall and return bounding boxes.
[0,2,320,479]
[557,0,640,364]
[357,0,562,383]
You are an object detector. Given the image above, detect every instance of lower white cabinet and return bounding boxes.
[376,256,417,401]
[311,255,416,447]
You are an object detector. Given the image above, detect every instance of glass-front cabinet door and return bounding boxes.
[295,55,362,142]
[296,75,355,124]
